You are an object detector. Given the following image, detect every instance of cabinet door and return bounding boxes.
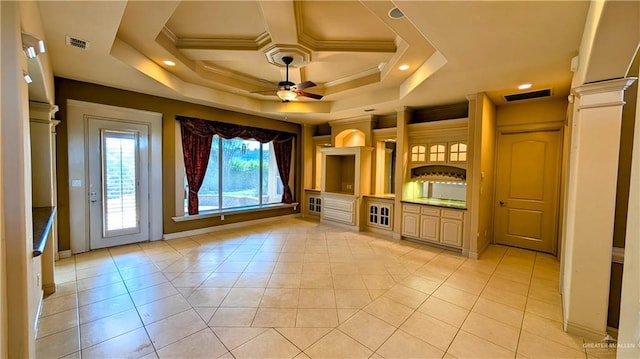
[441,218,463,247]
[368,203,379,225]
[420,215,440,241]
[428,143,447,163]
[449,142,467,163]
[402,213,420,237]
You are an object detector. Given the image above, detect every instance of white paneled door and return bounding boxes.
[88,118,150,249]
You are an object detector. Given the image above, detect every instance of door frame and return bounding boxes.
[493,122,565,255]
[67,100,163,254]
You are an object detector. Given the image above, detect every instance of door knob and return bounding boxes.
[499,201,506,207]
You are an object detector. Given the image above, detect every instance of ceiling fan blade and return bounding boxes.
[296,91,323,100]
[295,81,316,90]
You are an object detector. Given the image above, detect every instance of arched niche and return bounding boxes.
[334,129,365,147]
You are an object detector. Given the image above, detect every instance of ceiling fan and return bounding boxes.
[252,56,323,102]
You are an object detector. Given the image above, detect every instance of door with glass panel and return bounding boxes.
[88,119,149,249]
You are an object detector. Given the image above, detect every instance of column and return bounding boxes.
[562,78,636,339]
[393,107,410,239]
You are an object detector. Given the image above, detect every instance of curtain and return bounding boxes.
[177,116,296,213]
[180,120,214,215]
[273,137,293,203]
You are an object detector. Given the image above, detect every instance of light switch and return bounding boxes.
[71,179,81,187]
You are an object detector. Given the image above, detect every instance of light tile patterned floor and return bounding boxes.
[36,217,610,358]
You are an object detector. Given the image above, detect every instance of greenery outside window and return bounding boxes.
[185,136,282,214]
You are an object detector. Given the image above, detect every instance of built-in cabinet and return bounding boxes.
[365,198,393,230]
[305,190,322,216]
[411,141,467,166]
[401,203,465,248]
[320,146,372,229]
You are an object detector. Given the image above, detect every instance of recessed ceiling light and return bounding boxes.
[518,83,532,90]
[398,64,410,71]
[163,60,176,66]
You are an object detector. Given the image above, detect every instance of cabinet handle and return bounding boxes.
[499,201,506,207]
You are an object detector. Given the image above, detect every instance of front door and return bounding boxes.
[494,129,562,254]
[88,118,150,249]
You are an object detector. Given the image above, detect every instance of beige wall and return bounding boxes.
[497,98,567,127]
[55,78,302,251]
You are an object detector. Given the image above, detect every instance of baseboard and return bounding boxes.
[566,321,607,341]
[58,250,72,259]
[363,226,394,237]
[163,213,301,240]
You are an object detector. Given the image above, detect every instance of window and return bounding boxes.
[102,131,139,236]
[411,145,426,162]
[429,144,446,162]
[185,136,282,214]
[449,142,467,162]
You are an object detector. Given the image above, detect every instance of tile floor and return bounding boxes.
[36,217,614,358]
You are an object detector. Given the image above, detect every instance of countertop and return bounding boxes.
[402,198,467,210]
[363,194,395,200]
[33,206,56,257]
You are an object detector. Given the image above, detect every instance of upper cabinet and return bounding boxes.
[448,142,467,163]
[410,145,426,162]
[407,118,469,167]
[428,143,447,163]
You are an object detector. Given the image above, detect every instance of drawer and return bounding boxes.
[403,204,420,214]
[442,209,464,220]
[421,207,440,216]
[324,198,354,212]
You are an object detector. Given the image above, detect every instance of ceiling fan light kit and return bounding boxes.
[253,55,323,102]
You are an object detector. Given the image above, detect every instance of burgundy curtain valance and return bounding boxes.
[177,116,295,214]
[176,116,294,143]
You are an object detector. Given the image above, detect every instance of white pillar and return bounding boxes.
[617,72,640,357]
[1,1,36,357]
[393,107,410,239]
[562,78,636,339]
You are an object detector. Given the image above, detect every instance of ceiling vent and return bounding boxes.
[65,35,89,50]
[504,89,551,102]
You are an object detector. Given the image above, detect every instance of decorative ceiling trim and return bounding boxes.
[173,31,272,51]
[197,62,270,92]
[323,67,382,96]
[263,44,312,67]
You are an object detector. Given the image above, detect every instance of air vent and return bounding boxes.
[504,89,551,102]
[65,35,89,50]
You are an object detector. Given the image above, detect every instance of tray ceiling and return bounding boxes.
[37,0,590,124]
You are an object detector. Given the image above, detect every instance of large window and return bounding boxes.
[185,136,283,213]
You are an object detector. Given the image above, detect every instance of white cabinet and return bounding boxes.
[307,194,321,216]
[420,216,439,241]
[367,200,393,230]
[401,204,465,249]
[441,218,463,246]
[401,204,420,237]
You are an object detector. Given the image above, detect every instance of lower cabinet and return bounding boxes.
[401,203,465,248]
[366,199,393,230]
[305,191,322,216]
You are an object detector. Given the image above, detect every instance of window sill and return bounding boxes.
[172,202,299,222]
